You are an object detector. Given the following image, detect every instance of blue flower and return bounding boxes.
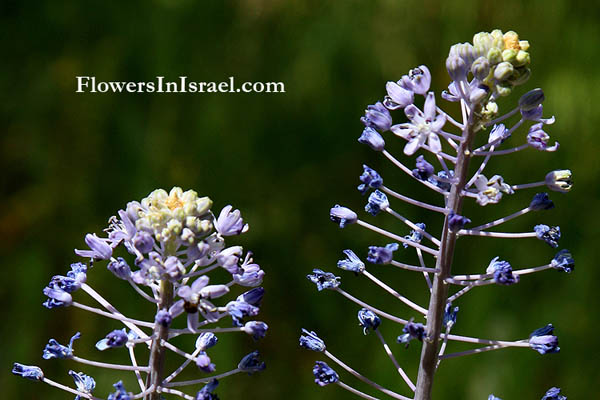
[307,269,341,291]
[488,124,510,144]
[237,287,264,306]
[155,309,172,327]
[299,329,326,352]
[367,243,399,264]
[486,257,519,285]
[69,370,96,400]
[12,363,43,381]
[361,101,393,132]
[216,205,249,236]
[397,321,426,347]
[238,350,266,374]
[43,332,80,360]
[226,300,259,327]
[96,329,129,351]
[233,252,265,287]
[358,165,383,194]
[488,396,503,400]
[132,231,154,254]
[443,302,459,328]
[528,123,559,152]
[365,190,389,216]
[551,249,574,273]
[534,224,561,248]
[42,284,73,309]
[313,361,339,386]
[75,233,113,260]
[107,257,131,280]
[384,78,414,110]
[196,332,218,351]
[107,381,132,400]
[529,193,554,211]
[403,223,425,248]
[358,308,381,335]
[358,127,386,151]
[529,324,560,354]
[448,212,471,232]
[195,379,219,400]
[243,321,269,340]
[541,387,567,400]
[521,104,555,125]
[406,65,432,95]
[330,205,358,228]
[412,156,435,180]
[429,170,454,191]
[337,250,365,274]
[196,351,216,373]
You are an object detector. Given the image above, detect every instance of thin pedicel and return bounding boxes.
[302,30,573,400]
[13,187,267,400]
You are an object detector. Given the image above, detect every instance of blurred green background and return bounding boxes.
[2,0,598,399]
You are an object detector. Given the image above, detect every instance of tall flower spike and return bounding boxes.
[14,187,267,400]
[301,30,573,400]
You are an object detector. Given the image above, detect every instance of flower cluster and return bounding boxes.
[14,187,267,399]
[302,30,572,400]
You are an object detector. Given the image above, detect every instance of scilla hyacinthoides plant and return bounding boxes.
[13,187,267,400]
[301,30,573,400]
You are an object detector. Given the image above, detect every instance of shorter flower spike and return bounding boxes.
[551,249,574,273]
[238,350,266,374]
[397,321,425,347]
[337,250,365,274]
[545,170,572,192]
[541,387,567,400]
[367,243,399,264]
[69,370,96,399]
[96,329,129,351]
[196,379,219,400]
[358,308,381,335]
[361,102,393,132]
[448,212,471,232]
[529,193,554,211]
[412,156,435,181]
[330,205,357,228]
[529,324,560,354]
[299,329,326,352]
[107,381,132,400]
[365,190,389,216]
[486,257,519,285]
[534,225,561,248]
[312,361,339,386]
[358,165,383,194]
[12,363,43,381]
[43,332,81,360]
[307,269,341,291]
[359,127,386,151]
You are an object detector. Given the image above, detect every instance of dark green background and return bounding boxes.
[2,1,598,399]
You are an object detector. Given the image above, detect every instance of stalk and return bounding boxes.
[414,110,480,400]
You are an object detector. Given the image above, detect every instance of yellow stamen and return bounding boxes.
[166,193,184,210]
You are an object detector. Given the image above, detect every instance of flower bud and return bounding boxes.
[545,170,572,192]
[494,61,514,81]
[519,88,545,110]
[487,47,503,64]
[514,50,530,66]
[502,48,517,63]
[471,56,490,81]
[446,54,468,82]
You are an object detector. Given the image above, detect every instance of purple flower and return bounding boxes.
[358,308,381,335]
[196,332,218,350]
[177,275,210,306]
[397,321,425,347]
[307,269,341,291]
[238,350,266,374]
[226,300,259,326]
[42,284,73,309]
[237,287,264,306]
[406,65,432,95]
[412,156,435,180]
[107,257,131,280]
[196,379,219,400]
[541,387,567,400]
[337,249,365,274]
[384,79,414,110]
[217,246,243,274]
[313,361,339,386]
[69,370,96,400]
[367,243,399,264]
[448,212,471,232]
[488,396,503,400]
[529,324,560,354]
[391,92,446,155]
[155,309,172,327]
[488,124,510,144]
[429,170,455,191]
[75,233,113,260]
[551,249,574,273]
[446,54,468,82]
[486,257,519,285]
[358,127,386,151]
[95,329,129,351]
[299,329,326,352]
[243,321,269,340]
[519,88,545,111]
[12,363,43,381]
[358,165,383,194]
[43,332,80,359]
[403,223,426,248]
[527,123,559,151]
[196,351,216,373]
[233,252,264,287]
[132,231,154,254]
[107,381,132,400]
[534,224,561,248]
[330,205,357,228]
[216,205,249,236]
[529,193,554,211]
[361,102,393,132]
[521,104,555,125]
[365,190,389,216]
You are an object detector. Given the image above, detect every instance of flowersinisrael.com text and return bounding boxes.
[76,76,285,94]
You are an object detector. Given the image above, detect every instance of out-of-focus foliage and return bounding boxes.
[2,0,598,399]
